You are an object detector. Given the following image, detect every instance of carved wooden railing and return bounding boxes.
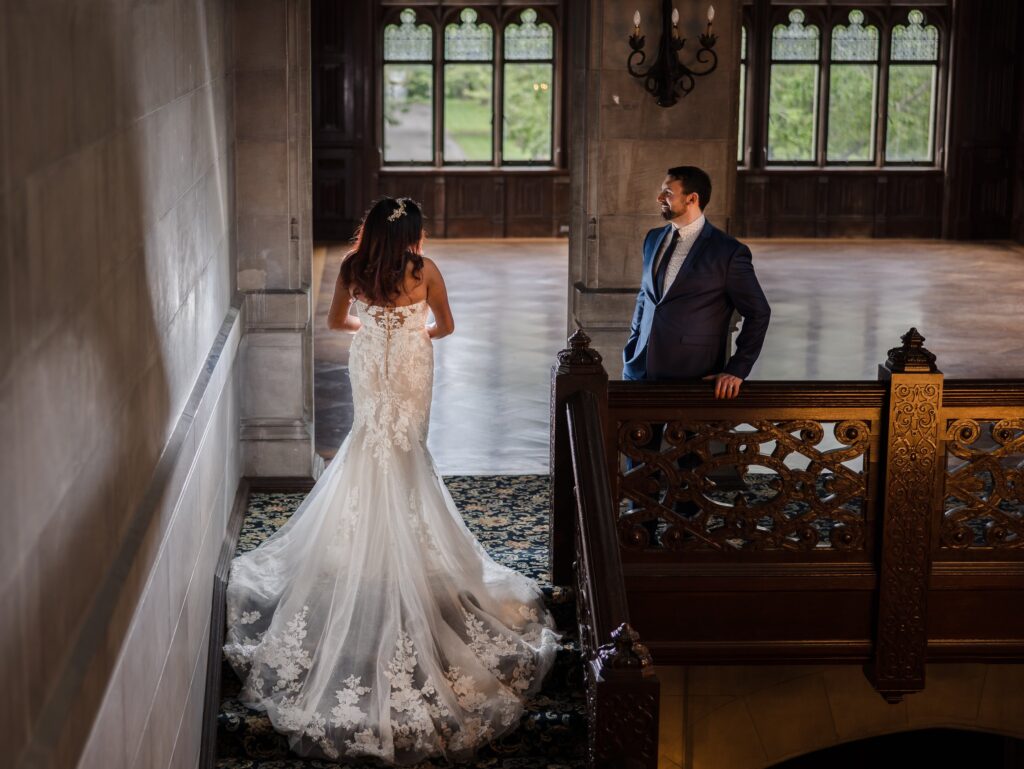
[551,327,1024,714]
[566,389,659,769]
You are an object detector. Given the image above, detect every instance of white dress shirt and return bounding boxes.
[657,214,705,295]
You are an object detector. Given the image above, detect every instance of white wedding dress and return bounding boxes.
[223,298,560,765]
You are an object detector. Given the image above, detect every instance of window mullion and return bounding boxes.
[935,11,949,168]
[817,14,830,167]
[876,12,892,168]
[494,16,503,167]
[752,0,770,169]
[435,11,444,167]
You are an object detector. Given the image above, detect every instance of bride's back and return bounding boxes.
[351,259,428,308]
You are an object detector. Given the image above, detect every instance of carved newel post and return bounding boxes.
[866,328,944,702]
[550,329,608,586]
[590,623,659,769]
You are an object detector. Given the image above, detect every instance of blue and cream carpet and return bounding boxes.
[215,475,585,769]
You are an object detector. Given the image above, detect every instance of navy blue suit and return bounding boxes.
[622,219,771,381]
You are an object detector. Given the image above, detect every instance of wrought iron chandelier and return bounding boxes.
[628,0,718,107]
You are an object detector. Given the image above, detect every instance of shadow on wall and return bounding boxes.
[1,2,187,766]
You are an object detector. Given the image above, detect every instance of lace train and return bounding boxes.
[223,299,560,764]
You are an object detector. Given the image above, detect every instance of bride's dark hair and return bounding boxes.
[340,196,425,304]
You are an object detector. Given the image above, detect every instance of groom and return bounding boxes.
[622,166,770,540]
[622,165,771,390]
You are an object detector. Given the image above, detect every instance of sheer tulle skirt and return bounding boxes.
[224,308,559,765]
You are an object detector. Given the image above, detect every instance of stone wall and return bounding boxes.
[1,2,241,768]
[656,662,1024,768]
[233,0,316,478]
[568,0,742,376]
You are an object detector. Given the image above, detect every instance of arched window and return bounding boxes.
[751,6,946,168]
[383,9,434,163]
[827,10,879,162]
[503,9,555,162]
[444,8,494,163]
[886,9,940,163]
[381,6,559,168]
[768,9,821,163]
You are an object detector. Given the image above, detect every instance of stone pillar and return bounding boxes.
[568,0,743,377]
[233,0,316,477]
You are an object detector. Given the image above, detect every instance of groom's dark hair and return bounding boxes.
[666,166,711,210]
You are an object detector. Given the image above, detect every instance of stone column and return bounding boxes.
[568,0,742,378]
[233,0,316,476]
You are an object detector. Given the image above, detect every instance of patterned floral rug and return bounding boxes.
[217,476,585,769]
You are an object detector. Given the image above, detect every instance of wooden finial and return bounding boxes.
[556,327,604,372]
[885,327,938,373]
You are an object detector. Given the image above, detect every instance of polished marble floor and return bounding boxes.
[313,239,1024,474]
[747,239,1024,381]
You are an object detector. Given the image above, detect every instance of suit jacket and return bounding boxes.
[622,219,771,381]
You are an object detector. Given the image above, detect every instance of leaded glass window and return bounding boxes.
[382,6,559,167]
[827,10,879,162]
[444,9,494,163]
[383,9,434,163]
[746,5,947,170]
[503,9,554,162]
[886,9,939,163]
[768,9,820,162]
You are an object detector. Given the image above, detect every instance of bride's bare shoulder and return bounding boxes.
[420,256,443,278]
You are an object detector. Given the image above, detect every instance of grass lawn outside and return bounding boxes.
[444,98,493,161]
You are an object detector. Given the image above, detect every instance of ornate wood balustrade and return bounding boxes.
[551,327,1024,763]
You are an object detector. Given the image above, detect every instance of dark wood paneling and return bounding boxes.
[940,0,1019,239]
[446,176,502,238]
[379,171,570,237]
[736,170,944,238]
[312,0,373,240]
[376,174,444,237]
[313,150,361,239]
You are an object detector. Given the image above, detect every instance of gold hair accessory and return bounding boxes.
[387,199,407,222]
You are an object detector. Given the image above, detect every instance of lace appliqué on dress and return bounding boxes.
[348,301,432,474]
[221,293,561,764]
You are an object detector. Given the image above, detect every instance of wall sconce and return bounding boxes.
[629,0,718,107]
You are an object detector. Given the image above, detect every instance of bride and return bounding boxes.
[223,196,560,764]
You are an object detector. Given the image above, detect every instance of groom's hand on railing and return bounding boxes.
[702,372,743,399]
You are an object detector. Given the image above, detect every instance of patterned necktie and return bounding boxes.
[655,229,679,299]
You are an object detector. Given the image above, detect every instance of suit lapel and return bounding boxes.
[644,224,673,299]
[659,219,714,304]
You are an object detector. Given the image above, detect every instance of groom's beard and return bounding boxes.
[660,206,674,220]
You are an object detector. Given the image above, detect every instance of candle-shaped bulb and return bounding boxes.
[708,5,715,22]
[671,8,679,25]
[633,9,641,27]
